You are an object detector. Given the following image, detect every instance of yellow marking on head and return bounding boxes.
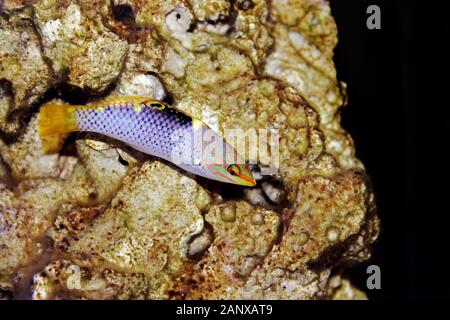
[146,101,166,110]
[134,105,143,112]
[192,118,204,130]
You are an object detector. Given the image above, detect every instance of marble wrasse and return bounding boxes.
[38,96,255,186]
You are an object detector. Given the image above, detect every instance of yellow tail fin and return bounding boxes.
[38,102,79,136]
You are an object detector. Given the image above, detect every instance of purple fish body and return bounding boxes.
[76,101,192,161]
[38,96,256,186]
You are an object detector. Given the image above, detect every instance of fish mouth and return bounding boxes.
[245,179,257,187]
[238,174,256,187]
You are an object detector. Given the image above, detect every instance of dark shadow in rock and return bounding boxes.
[186,222,215,261]
[308,233,362,273]
[236,0,255,11]
[106,2,143,43]
[118,154,129,166]
[112,4,135,24]
[59,132,79,157]
[12,236,61,300]
[54,82,117,106]
[195,175,246,202]
[0,289,13,300]
[0,83,59,143]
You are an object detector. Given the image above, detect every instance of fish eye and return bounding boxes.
[227,164,240,176]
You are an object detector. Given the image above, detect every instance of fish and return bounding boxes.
[38,96,256,187]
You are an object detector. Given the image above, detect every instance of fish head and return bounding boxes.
[206,163,256,187]
[194,122,256,186]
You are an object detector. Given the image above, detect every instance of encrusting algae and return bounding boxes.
[0,0,379,300]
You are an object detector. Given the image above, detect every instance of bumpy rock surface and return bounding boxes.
[0,0,379,299]
[0,6,54,133]
[34,0,129,92]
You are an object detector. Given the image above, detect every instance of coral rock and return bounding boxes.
[0,0,379,300]
[34,0,128,92]
[0,7,54,133]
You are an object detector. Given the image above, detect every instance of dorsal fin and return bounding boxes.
[90,96,208,127]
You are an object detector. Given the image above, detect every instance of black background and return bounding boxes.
[330,0,450,299]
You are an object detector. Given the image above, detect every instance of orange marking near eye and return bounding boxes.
[238,172,255,185]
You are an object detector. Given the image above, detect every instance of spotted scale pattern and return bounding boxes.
[75,102,194,163]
